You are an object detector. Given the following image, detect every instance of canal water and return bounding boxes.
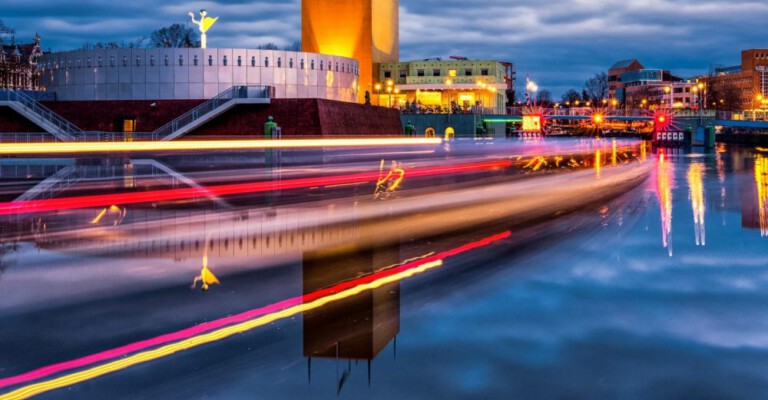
[0,142,766,399]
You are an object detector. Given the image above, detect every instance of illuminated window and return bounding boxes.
[194,55,198,66]
[223,55,228,66]
[122,119,136,133]
[449,69,457,77]
[209,55,213,66]
[150,55,155,66]
[265,57,269,67]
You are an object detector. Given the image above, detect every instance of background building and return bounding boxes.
[608,59,691,108]
[705,49,768,111]
[0,34,44,91]
[40,48,359,102]
[377,59,513,114]
[302,0,399,103]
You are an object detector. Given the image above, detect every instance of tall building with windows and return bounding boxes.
[302,0,399,103]
[705,49,768,111]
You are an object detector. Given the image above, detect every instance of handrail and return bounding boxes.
[154,85,272,141]
[0,90,81,141]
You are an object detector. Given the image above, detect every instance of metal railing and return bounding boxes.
[0,90,81,141]
[153,85,272,141]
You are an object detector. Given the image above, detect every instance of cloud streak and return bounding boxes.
[1,0,766,96]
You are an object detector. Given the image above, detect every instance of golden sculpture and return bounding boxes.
[189,9,219,49]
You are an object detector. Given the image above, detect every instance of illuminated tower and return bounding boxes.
[302,0,399,103]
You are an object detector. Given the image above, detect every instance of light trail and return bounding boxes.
[0,232,511,398]
[0,160,511,216]
[0,138,443,155]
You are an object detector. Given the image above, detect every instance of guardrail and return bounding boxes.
[153,85,273,141]
[0,90,81,141]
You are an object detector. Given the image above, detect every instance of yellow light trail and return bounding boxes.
[0,138,443,155]
[0,260,444,400]
[756,154,768,237]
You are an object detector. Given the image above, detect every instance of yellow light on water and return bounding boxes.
[688,163,706,246]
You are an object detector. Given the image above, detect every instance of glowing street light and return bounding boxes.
[374,83,382,106]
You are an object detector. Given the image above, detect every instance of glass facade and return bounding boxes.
[621,69,662,85]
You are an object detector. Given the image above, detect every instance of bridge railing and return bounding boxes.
[0,90,81,141]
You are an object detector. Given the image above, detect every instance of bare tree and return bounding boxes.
[536,89,552,104]
[283,40,301,51]
[81,37,147,50]
[584,72,609,102]
[150,24,199,48]
[257,43,280,50]
[561,89,581,104]
[708,81,742,111]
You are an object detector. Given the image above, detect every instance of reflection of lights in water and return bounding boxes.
[90,205,126,226]
[0,139,444,156]
[595,150,602,179]
[523,156,548,171]
[757,155,768,237]
[611,140,617,166]
[688,163,706,246]
[656,153,674,256]
[191,254,220,291]
[374,160,406,200]
[0,160,512,216]
[0,232,511,398]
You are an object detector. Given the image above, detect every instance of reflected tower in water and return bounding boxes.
[302,243,401,387]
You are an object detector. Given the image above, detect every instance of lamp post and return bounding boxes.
[755,94,764,121]
[374,83,381,106]
[386,86,393,107]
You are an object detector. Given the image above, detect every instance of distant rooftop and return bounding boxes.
[610,59,642,70]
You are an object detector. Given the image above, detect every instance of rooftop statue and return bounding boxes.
[188,9,219,49]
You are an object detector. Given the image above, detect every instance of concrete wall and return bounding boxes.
[40,49,359,102]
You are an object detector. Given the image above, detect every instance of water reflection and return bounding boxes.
[655,153,674,256]
[756,154,768,237]
[687,163,706,246]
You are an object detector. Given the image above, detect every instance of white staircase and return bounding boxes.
[155,85,272,141]
[0,91,81,142]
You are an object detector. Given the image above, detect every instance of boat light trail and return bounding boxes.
[0,138,442,155]
[0,160,511,216]
[0,231,511,399]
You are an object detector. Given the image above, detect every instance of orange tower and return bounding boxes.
[302,0,399,103]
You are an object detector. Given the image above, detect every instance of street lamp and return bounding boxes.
[664,86,671,109]
[386,86,393,107]
[374,83,382,106]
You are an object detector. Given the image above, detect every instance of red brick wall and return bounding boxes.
[41,100,204,132]
[3,98,403,136]
[0,107,46,132]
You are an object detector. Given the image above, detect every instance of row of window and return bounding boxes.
[44,55,359,75]
[383,68,491,79]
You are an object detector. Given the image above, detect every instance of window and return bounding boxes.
[76,58,81,68]
[481,69,489,75]
[110,56,115,67]
[209,55,213,66]
[417,69,425,77]
[223,55,227,66]
[449,69,457,77]
[98,57,103,67]
[237,56,242,66]
[178,55,183,66]
[150,55,155,66]
[433,69,441,77]
[464,69,473,76]
[320,60,324,70]
[289,58,293,68]
[135,56,141,66]
[301,59,305,69]
[86,58,92,67]
[311,60,315,69]
[335,61,339,72]
[277,57,282,68]
[384,70,392,78]
[122,56,127,67]
[265,57,269,67]
[399,70,407,78]
[251,56,256,67]
[194,55,198,66]
[164,55,169,66]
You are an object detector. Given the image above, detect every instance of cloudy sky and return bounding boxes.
[1,0,767,97]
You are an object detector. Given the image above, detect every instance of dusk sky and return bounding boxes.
[2,0,767,97]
